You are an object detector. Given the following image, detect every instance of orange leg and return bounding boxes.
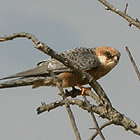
[77,84,91,95]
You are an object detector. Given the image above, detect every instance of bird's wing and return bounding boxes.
[0,47,100,80]
[0,58,71,80]
[61,47,100,70]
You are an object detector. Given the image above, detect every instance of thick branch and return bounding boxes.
[65,88,102,106]
[98,0,140,29]
[36,99,140,136]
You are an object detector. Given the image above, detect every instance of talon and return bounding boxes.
[77,84,91,95]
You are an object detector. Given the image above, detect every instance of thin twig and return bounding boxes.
[57,83,81,140]
[124,3,128,14]
[49,70,81,140]
[125,46,140,82]
[98,0,140,29]
[89,121,113,140]
[83,96,105,140]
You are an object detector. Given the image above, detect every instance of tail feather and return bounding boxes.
[0,76,53,89]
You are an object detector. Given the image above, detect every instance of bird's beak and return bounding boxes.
[113,56,119,63]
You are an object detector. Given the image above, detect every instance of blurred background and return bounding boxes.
[0,0,140,139]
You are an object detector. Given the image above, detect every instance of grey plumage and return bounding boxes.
[0,47,100,89]
[61,47,100,70]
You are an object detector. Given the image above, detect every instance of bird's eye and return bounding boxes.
[105,51,112,58]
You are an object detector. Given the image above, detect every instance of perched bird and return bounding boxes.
[0,46,120,90]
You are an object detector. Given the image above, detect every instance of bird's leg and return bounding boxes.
[77,84,91,95]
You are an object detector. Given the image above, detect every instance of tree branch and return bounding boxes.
[125,46,140,82]
[89,121,113,140]
[83,96,105,140]
[1,33,140,136]
[36,98,140,136]
[98,0,140,29]
[65,88,102,106]
[124,3,128,14]
[49,70,81,140]
[0,32,112,108]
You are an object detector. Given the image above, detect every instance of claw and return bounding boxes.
[77,84,91,95]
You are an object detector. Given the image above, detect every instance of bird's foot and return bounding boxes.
[77,84,91,95]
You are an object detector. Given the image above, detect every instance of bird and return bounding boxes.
[0,46,120,91]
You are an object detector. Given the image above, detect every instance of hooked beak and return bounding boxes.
[113,55,120,63]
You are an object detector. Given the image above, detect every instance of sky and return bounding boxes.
[0,0,140,140]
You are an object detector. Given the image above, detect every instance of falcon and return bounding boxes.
[0,46,120,90]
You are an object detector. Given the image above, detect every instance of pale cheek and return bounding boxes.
[97,56,107,65]
[98,56,117,70]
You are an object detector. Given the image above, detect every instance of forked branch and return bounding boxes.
[0,33,140,138]
[98,0,140,29]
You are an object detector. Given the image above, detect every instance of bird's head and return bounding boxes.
[94,46,121,69]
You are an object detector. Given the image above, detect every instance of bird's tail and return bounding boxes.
[0,76,54,89]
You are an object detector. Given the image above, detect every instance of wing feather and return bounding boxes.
[61,47,100,70]
[0,47,100,80]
